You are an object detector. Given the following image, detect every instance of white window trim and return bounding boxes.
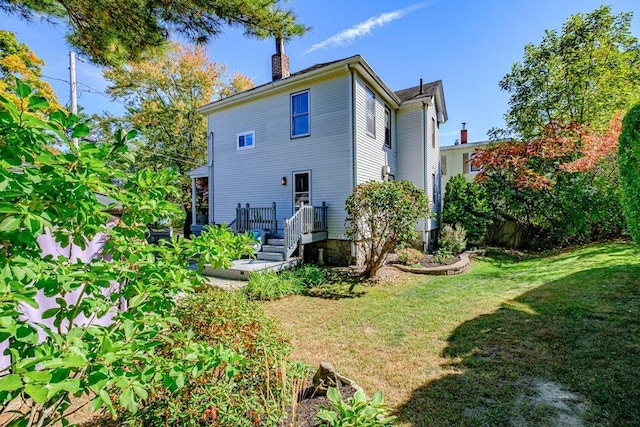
[291,90,310,138]
[365,86,376,137]
[237,130,255,151]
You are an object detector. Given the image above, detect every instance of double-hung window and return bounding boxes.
[365,87,376,136]
[237,131,255,150]
[384,107,392,148]
[291,90,309,137]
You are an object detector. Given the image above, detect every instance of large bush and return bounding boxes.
[119,289,293,426]
[346,180,431,278]
[442,174,491,242]
[0,80,252,426]
[619,103,640,244]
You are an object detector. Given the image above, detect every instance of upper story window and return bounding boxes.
[469,153,481,172]
[237,131,255,151]
[365,87,376,136]
[291,90,309,137]
[384,107,392,148]
[431,117,436,148]
[463,152,481,172]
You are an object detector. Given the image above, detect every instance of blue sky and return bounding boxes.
[3,0,639,146]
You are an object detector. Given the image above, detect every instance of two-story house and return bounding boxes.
[190,40,447,265]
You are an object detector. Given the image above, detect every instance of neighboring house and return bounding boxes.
[440,124,491,197]
[190,39,447,264]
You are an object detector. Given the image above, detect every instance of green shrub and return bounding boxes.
[396,247,424,266]
[346,180,431,278]
[619,103,640,244]
[317,387,396,426]
[245,269,305,300]
[442,174,492,242]
[438,223,467,256]
[119,289,293,426]
[286,263,331,289]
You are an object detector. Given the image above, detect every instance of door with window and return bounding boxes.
[293,171,311,212]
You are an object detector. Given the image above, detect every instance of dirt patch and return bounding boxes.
[283,381,358,427]
[512,378,589,427]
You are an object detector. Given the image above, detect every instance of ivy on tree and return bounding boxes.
[0,0,308,65]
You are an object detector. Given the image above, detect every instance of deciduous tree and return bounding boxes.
[346,180,430,279]
[0,30,61,112]
[0,0,308,65]
[0,79,253,426]
[475,115,625,248]
[500,6,640,139]
[103,42,253,201]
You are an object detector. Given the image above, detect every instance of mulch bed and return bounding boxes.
[282,381,358,427]
[417,254,461,268]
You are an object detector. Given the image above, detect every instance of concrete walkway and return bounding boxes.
[203,276,248,291]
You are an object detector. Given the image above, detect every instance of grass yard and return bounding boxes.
[263,242,640,426]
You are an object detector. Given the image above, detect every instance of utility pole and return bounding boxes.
[69,51,78,148]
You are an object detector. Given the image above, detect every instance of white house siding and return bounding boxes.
[353,75,397,184]
[208,71,353,240]
[396,102,440,238]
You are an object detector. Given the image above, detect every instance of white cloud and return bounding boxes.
[305,2,433,54]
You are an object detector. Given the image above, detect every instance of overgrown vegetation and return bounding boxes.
[346,180,430,278]
[119,289,295,426]
[245,264,333,301]
[442,174,491,243]
[619,103,640,245]
[436,223,467,263]
[263,243,640,426]
[0,80,253,426]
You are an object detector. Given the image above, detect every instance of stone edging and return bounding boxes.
[392,250,483,275]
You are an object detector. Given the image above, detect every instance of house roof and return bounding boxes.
[395,80,441,102]
[196,55,404,114]
[187,164,209,178]
[395,79,448,124]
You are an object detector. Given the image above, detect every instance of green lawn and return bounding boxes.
[263,242,640,426]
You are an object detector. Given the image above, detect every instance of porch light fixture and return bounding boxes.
[281,176,287,186]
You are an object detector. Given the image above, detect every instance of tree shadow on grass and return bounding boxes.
[302,268,368,300]
[395,263,640,426]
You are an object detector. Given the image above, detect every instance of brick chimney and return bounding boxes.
[271,37,290,81]
[461,122,468,144]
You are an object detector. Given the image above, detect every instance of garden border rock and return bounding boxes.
[392,250,484,275]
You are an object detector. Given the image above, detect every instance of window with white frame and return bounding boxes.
[365,87,375,136]
[384,107,391,148]
[291,90,309,137]
[469,153,481,172]
[237,131,255,150]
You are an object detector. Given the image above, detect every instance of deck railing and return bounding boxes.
[235,202,277,234]
[284,202,327,260]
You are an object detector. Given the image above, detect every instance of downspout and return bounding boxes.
[208,131,214,224]
[422,101,428,251]
[349,65,356,188]
[348,65,357,262]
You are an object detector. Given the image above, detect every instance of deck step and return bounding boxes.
[261,244,286,253]
[267,238,284,246]
[257,252,285,262]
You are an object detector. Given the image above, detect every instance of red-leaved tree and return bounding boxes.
[474,114,625,248]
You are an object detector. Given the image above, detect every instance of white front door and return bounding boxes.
[293,171,311,212]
